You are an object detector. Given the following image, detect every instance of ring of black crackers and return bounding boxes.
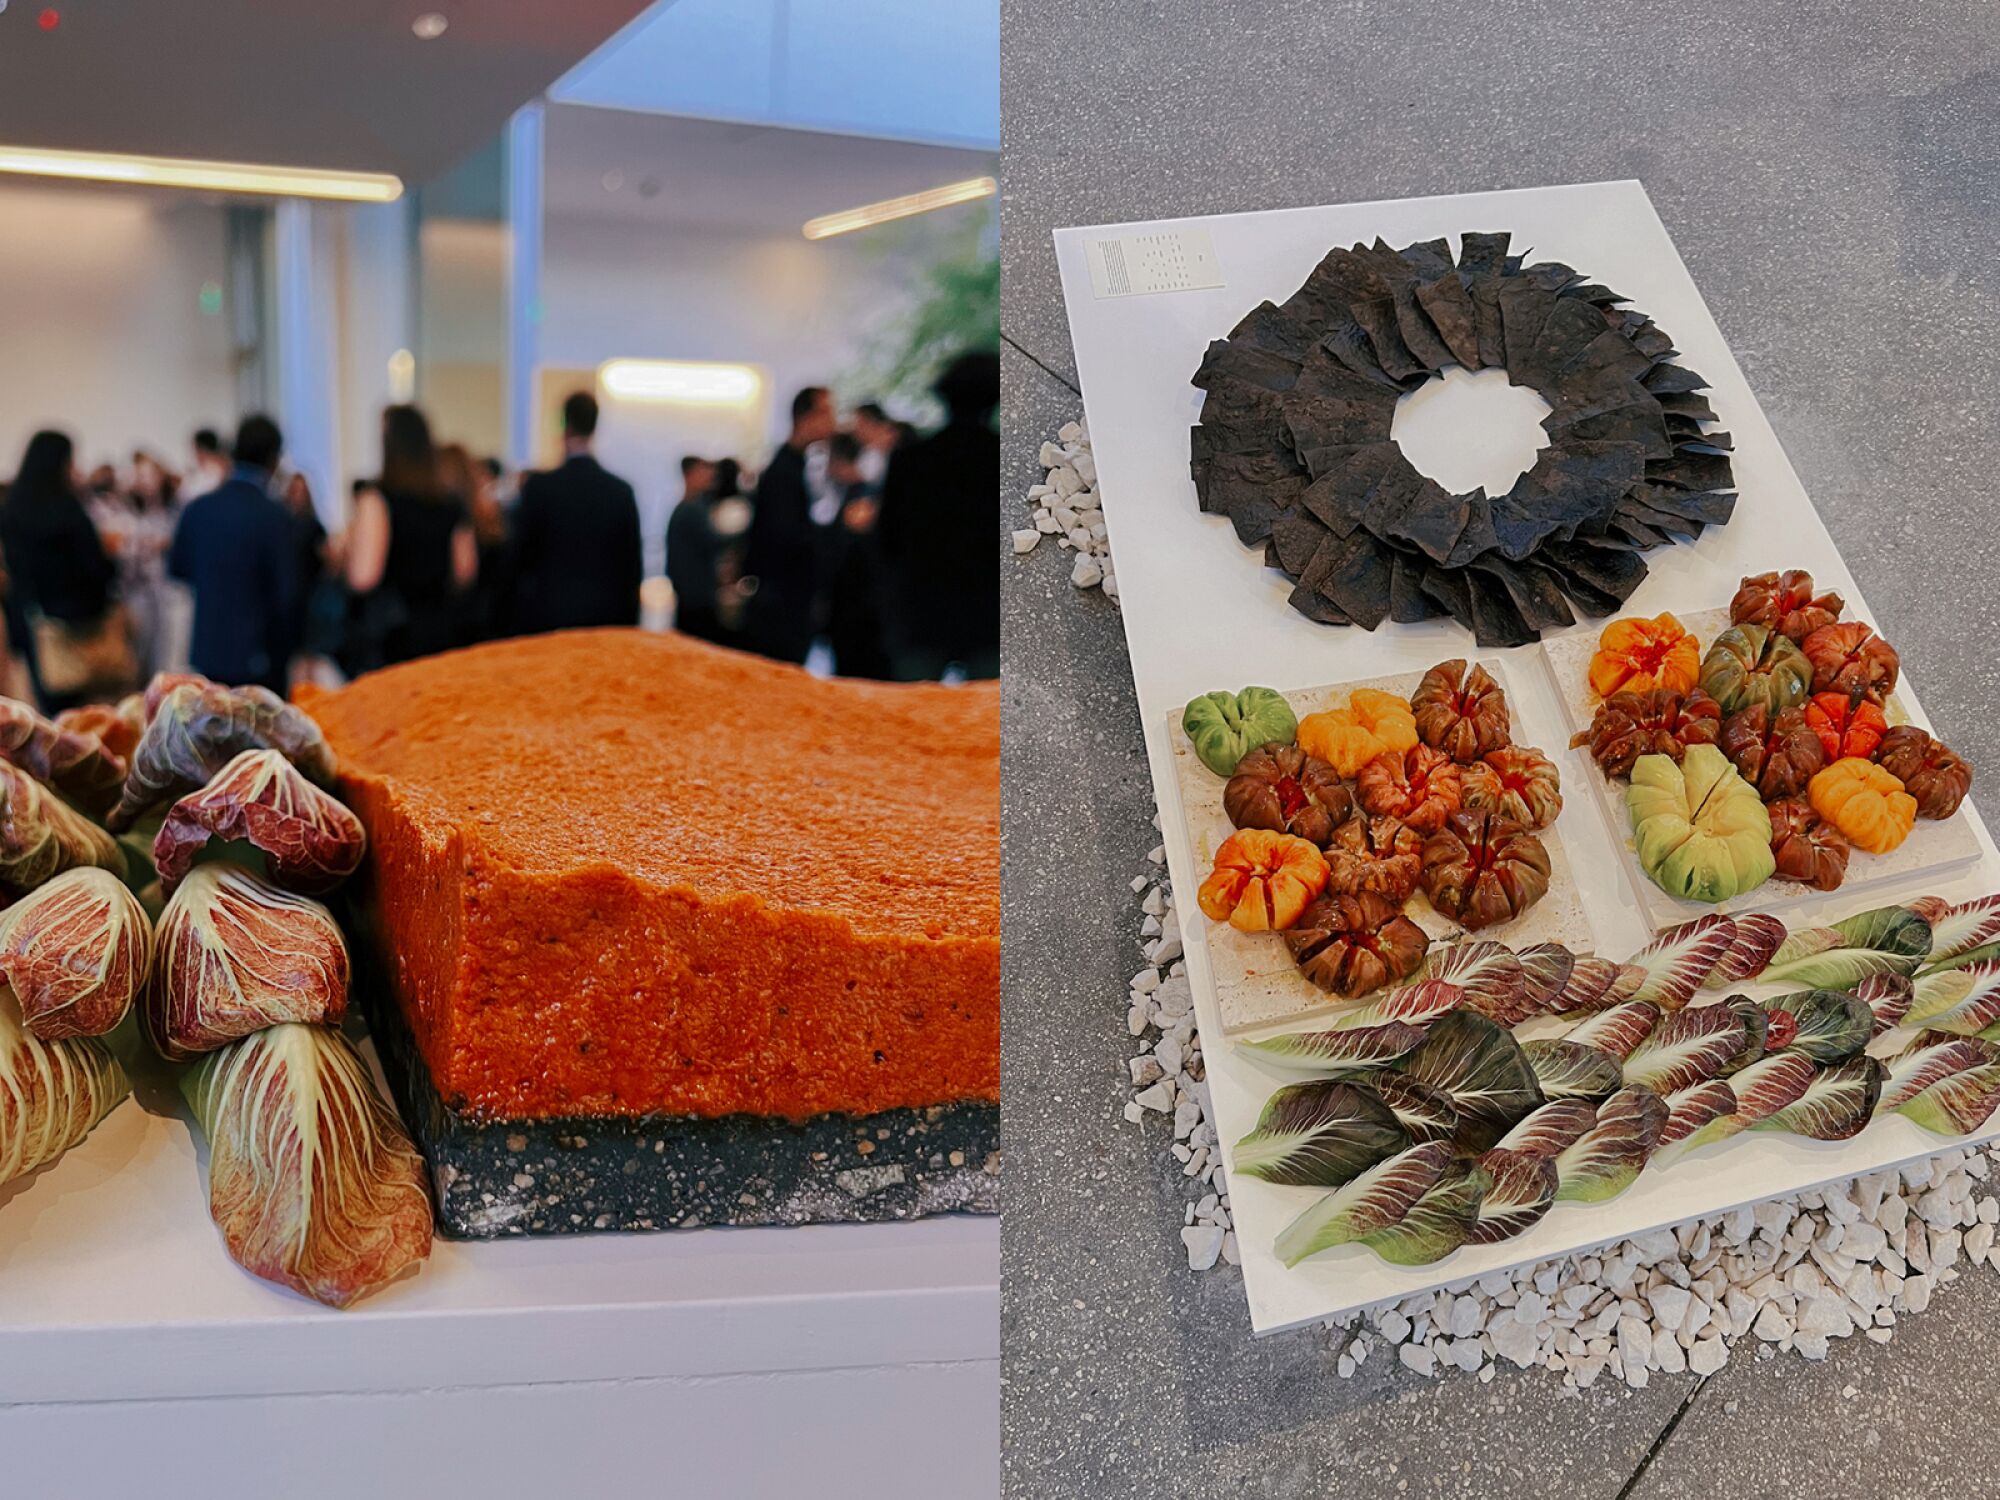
[1188,231,1737,647]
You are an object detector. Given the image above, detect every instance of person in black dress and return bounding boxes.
[508,392,643,635]
[741,385,838,664]
[2,429,119,711]
[344,405,476,669]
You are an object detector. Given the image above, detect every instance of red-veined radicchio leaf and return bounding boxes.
[1882,1031,2000,1136]
[0,762,124,897]
[1358,1157,1486,1265]
[0,986,128,1186]
[1424,941,1525,1018]
[1275,1140,1455,1267]
[1327,977,1464,1029]
[1468,1148,1558,1245]
[1622,1003,1749,1094]
[1911,894,2000,970]
[108,681,339,832]
[1513,942,1578,1019]
[1552,1088,1666,1202]
[0,695,127,815]
[1241,1020,1430,1078]
[1729,1052,1817,1124]
[1363,1072,1460,1143]
[181,1022,432,1307]
[1549,954,1644,1015]
[1519,1038,1622,1100]
[143,862,349,1062]
[1748,1055,1883,1140]
[1657,1078,1740,1152]
[1760,905,1933,989]
[1907,960,2000,1035]
[1231,1080,1410,1185]
[153,748,366,896]
[1623,916,1736,1010]
[1709,913,1786,986]
[0,867,151,1040]
[1563,1000,1661,1060]
[1396,1010,1543,1151]
[1489,1098,1598,1158]
[1856,973,1914,1038]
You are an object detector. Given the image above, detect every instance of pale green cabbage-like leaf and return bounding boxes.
[1552,1088,1666,1203]
[1907,961,2000,1035]
[1239,1020,1430,1079]
[1749,1056,1883,1141]
[1396,1010,1542,1151]
[1231,1080,1409,1186]
[1468,1148,1558,1245]
[1563,1000,1660,1061]
[1881,1030,2000,1137]
[1519,1038,1622,1100]
[1274,1140,1453,1268]
[1622,1004,1747,1094]
[0,986,127,1186]
[182,1023,432,1307]
[1760,905,1932,989]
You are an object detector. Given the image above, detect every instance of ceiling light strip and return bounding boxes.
[802,175,996,240]
[0,145,403,202]
[599,359,762,404]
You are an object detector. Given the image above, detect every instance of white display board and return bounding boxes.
[1053,181,2000,1335]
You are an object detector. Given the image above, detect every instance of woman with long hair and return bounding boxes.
[1,429,121,710]
[344,404,477,669]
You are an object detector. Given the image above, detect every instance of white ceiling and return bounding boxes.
[542,103,995,234]
[0,0,652,182]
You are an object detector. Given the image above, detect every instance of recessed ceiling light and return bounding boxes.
[0,143,403,201]
[802,175,997,240]
[411,12,447,40]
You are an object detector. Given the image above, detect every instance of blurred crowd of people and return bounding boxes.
[0,349,997,713]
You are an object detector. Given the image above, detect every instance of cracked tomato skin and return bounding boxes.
[1809,758,1917,855]
[1410,659,1511,764]
[1196,828,1330,933]
[1355,745,1463,834]
[1223,743,1352,846]
[1322,813,1425,904]
[1719,703,1826,803]
[1729,569,1844,643]
[1767,797,1850,891]
[1298,690,1418,779]
[1417,810,1552,931]
[1627,745,1775,904]
[1802,692,1888,763]
[1459,746,1563,831]
[1876,725,1973,820]
[1587,614,1701,699]
[1283,890,1431,998]
[1572,688,1724,780]
[1698,623,1814,719]
[1801,622,1900,700]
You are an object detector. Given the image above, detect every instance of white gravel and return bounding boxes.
[1013,420,1118,602]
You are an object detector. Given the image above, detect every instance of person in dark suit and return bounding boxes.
[877,352,1001,680]
[509,392,643,635]
[740,385,837,664]
[167,414,299,692]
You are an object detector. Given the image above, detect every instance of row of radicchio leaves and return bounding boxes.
[1239,895,2000,1269]
[0,676,427,1309]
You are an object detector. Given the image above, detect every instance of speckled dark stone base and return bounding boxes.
[360,972,1000,1240]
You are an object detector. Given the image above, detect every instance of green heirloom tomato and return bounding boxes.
[1698,624,1812,718]
[1628,744,1775,904]
[1182,688,1299,776]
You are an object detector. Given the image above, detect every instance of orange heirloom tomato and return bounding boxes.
[1803,691,1887,763]
[1588,613,1701,699]
[1808,758,1917,855]
[1196,829,1330,933]
[1297,689,1418,778]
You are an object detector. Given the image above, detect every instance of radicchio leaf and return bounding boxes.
[1656,1078,1741,1158]
[1881,1031,2000,1137]
[1729,1051,1818,1125]
[1912,894,2000,971]
[1550,955,1644,1016]
[1856,972,1915,1038]
[1552,1088,1666,1202]
[108,682,339,833]
[1359,1158,1487,1265]
[1622,1004,1748,1094]
[1710,913,1786,986]
[1396,1010,1543,1151]
[1563,1000,1661,1061]
[1487,942,1576,1026]
[1423,942,1524,1018]
[1363,1072,1460,1144]
[1467,1149,1558,1245]
[1759,904,1933,989]
[1749,1056,1884,1141]
[1275,1140,1453,1267]
[1232,1081,1409,1185]
[0,695,127,815]
[1240,1021,1430,1079]
[153,749,366,896]
[1759,989,1872,1062]
[0,986,128,1186]
[1490,1098,1599,1158]
[181,1023,432,1307]
[0,762,124,897]
[1623,916,1737,1010]
[1907,961,2000,1035]
[1519,1038,1623,1100]
[144,862,349,1062]
[1720,996,1769,1072]
[0,867,152,1040]
[1326,977,1464,1029]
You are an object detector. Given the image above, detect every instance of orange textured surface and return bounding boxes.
[298,630,999,1121]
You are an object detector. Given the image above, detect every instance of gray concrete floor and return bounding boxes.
[998,3,2000,1495]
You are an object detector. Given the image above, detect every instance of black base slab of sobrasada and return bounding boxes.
[359,972,1000,1240]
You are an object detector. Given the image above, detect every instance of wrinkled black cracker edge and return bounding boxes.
[1187,230,1738,645]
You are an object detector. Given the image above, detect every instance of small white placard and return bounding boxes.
[1086,227,1224,298]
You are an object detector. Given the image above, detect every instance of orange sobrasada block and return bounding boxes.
[299,629,999,1123]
